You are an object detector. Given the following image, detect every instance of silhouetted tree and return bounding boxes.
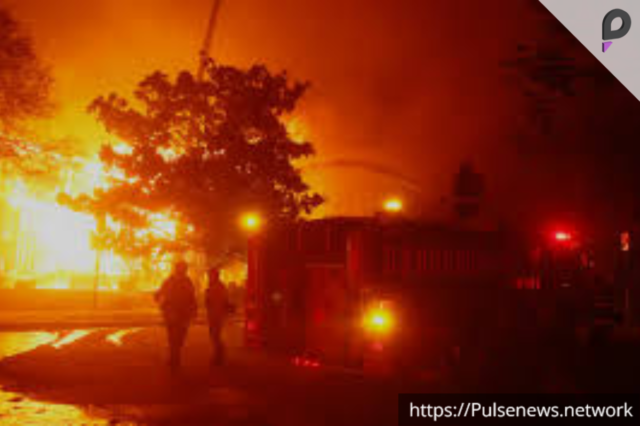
[506,0,640,231]
[0,8,52,135]
[0,7,55,180]
[62,61,323,261]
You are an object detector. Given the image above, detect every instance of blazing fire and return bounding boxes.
[0,115,313,291]
[6,179,97,274]
[0,159,234,290]
[0,149,182,291]
[1,167,127,290]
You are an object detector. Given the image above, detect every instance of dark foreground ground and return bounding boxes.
[0,322,639,425]
[0,323,403,425]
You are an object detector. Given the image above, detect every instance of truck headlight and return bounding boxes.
[364,307,393,334]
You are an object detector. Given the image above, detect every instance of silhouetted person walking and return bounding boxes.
[155,261,197,372]
[205,267,228,366]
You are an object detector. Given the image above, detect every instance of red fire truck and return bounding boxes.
[244,216,595,375]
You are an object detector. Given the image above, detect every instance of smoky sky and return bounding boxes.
[7,0,544,217]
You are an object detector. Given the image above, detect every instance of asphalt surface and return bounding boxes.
[0,324,401,425]
[0,323,638,425]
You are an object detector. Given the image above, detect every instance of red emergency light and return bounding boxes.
[554,231,572,242]
[292,354,321,369]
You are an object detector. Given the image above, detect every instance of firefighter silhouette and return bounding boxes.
[155,261,197,372]
[205,267,229,366]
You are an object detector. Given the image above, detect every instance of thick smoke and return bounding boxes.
[9,0,549,221]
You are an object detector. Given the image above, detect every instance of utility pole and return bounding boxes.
[93,249,101,308]
[93,213,106,309]
[197,0,224,81]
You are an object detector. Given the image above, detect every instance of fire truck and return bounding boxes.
[244,216,596,375]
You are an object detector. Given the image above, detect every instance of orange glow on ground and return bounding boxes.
[106,328,141,346]
[52,330,91,349]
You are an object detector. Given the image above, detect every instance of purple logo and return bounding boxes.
[603,9,632,52]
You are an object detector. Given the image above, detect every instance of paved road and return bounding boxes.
[0,325,401,425]
[0,330,121,425]
[0,324,638,425]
